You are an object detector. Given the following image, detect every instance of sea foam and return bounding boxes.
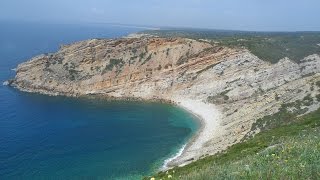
[2,81,9,86]
[162,144,186,170]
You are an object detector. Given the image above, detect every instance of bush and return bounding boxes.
[140,30,320,63]
[102,58,125,74]
[147,108,320,180]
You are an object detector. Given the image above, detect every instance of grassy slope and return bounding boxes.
[140,30,320,179]
[141,30,320,63]
[146,108,320,180]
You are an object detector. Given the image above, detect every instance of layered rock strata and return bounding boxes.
[10,37,320,167]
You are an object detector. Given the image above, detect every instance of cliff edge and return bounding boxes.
[10,37,320,167]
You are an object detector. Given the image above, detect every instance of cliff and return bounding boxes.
[10,36,320,167]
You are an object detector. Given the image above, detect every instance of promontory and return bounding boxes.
[9,35,320,168]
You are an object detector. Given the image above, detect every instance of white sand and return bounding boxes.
[163,98,222,168]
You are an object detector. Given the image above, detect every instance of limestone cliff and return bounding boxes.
[10,36,320,167]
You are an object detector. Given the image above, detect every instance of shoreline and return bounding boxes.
[161,105,204,170]
[10,84,221,169]
[162,98,221,169]
[161,144,187,170]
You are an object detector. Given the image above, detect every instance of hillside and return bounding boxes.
[148,108,320,179]
[139,29,320,63]
[8,34,320,172]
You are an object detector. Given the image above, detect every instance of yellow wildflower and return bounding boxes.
[150,178,155,180]
[168,174,172,178]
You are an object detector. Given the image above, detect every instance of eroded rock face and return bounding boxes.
[13,37,213,96]
[11,37,320,166]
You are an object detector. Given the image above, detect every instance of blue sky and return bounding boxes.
[1,0,319,31]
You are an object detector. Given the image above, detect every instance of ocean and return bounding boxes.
[0,22,199,179]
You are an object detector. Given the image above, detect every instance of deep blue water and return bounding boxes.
[0,22,199,179]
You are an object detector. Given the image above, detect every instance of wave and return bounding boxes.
[161,144,186,170]
[3,81,9,86]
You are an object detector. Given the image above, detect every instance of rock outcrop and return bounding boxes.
[10,37,320,167]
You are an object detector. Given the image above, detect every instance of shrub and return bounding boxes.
[102,58,125,74]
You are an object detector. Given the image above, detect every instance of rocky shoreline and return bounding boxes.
[9,36,320,168]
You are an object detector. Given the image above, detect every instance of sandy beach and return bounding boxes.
[163,98,222,168]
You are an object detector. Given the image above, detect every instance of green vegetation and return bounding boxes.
[141,29,320,63]
[247,95,314,135]
[129,56,138,65]
[206,90,230,104]
[141,54,152,65]
[132,48,138,54]
[102,58,125,74]
[45,61,51,69]
[61,62,80,80]
[176,56,188,66]
[146,108,320,180]
[166,48,170,56]
[139,52,147,62]
[56,56,63,64]
[68,69,78,81]
[177,47,223,66]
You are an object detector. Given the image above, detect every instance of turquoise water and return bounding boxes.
[0,22,199,179]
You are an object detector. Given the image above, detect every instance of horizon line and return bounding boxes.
[1,19,320,33]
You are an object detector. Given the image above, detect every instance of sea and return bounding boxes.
[0,21,199,179]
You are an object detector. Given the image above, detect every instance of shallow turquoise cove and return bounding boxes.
[0,22,199,179]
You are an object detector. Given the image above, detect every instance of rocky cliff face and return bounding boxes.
[12,37,214,96]
[10,37,320,166]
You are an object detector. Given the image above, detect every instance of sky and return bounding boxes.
[0,0,320,31]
